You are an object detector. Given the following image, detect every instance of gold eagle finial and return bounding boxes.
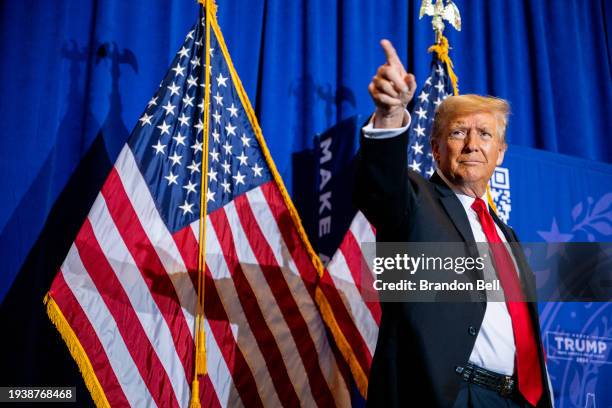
[419,0,461,43]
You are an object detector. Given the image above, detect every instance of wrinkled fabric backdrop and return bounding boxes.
[0,0,610,406]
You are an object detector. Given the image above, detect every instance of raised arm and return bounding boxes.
[354,40,417,235]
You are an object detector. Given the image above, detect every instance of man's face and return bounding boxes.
[432,112,506,190]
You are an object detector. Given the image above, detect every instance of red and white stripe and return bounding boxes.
[48,145,351,407]
[324,211,381,383]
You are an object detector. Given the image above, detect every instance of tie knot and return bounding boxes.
[471,197,488,214]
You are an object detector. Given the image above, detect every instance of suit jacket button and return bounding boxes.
[468,326,477,336]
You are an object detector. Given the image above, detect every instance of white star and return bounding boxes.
[212,129,220,143]
[178,114,190,127]
[191,140,203,153]
[415,107,427,120]
[252,163,263,177]
[226,103,238,117]
[194,119,204,134]
[408,160,422,172]
[178,46,190,58]
[221,160,231,174]
[212,111,221,124]
[190,58,201,68]
[168,151,182,166]
[152,140,166,155]
[425,76,432,85]
[414,124,426,138]
[240,134,251,147]
[196,38,203,47]
[209,47,214,57]
[225,122,236,136]
[163,101,176,116]
[182,94,194,107]
[139,112,153,126]
[187,160,201,174]
[208,168,218,182]
[222,141,233,155]
[220,180,231,193]
[216,73,228,87]
[148,96,158,107]
[187,75,198,89]
[232,171,245,185]
[418,91,429,103]
[173,133,186,146]
[209,149,220,162]
[436,65,445,76]
[213,92,223,106]
[165,171,178,185]
[433,97,442,107]
[206,189,215,202]
[435,80,445,93]
[168,82,180,96]
[411,142,424,155]
[187,29,195,40]
[197,99,205,112]
[172,63,185,77]
[157,120,171,135]
[183,180,197,195]
[179,200,194,215]
[236,151,248,166]
[426,167,435,177]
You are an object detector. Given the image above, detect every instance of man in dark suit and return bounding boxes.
[354,39,553,408]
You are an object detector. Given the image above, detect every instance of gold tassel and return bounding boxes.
[428,35,459,96]
[189,378,200,408]
[196,327,207,376]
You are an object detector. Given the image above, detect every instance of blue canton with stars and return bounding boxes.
[407,56,454,178]
[128,14,271,233]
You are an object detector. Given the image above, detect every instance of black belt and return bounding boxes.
[455,363,517,398]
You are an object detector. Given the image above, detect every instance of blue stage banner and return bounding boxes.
[497,145,612,408]
[293,115,362,265]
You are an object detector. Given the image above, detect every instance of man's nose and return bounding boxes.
[463,129,480,152]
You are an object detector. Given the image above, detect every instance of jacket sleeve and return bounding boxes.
[353,127,415,237]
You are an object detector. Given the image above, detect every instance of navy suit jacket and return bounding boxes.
[353,129,552,408]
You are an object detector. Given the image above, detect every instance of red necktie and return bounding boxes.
[471,198,543,406]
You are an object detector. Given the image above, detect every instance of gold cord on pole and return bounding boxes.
[190,0,215,406]
[427,35,459,97]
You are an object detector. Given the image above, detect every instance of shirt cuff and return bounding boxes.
[362,110,412,139]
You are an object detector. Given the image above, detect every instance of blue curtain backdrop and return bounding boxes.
[0,0,610,405]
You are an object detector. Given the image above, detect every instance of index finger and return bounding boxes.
[380,39,404,69]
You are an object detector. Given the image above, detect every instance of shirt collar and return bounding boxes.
[435,169,488,213]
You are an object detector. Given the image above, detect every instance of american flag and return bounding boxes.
[45,8,351,407]
[323,52,455,398]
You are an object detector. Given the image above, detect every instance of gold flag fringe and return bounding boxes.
[44,294,110,408]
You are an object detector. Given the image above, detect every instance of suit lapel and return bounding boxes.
[430,173,477,245]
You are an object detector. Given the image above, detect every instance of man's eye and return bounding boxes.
[481,132,492,139]
[451,130,465,138]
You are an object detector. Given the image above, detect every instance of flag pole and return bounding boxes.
[191,0,216,406]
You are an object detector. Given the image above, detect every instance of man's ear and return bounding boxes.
[496,142,507,166]
[431,138,440,164]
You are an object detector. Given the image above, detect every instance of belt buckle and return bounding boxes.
[499,376,514,397]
